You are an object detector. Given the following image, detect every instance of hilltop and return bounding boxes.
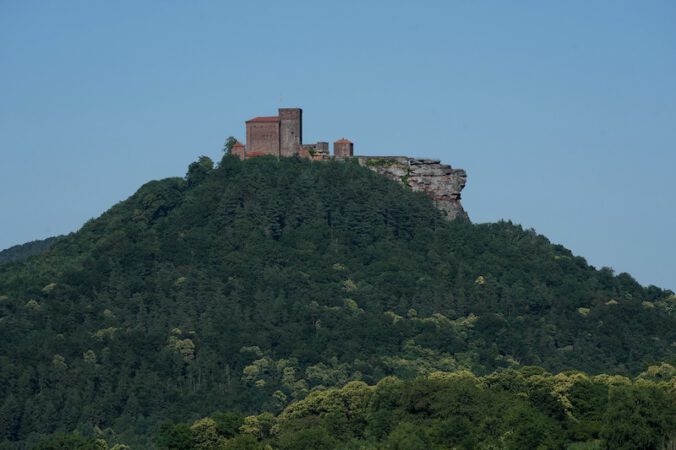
[0,155,673,447]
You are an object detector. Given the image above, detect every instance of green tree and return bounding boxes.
[223,136,238,154]
[191,418,225,450]
[186,155,214,187]
[0,394,20,441]
[33,433,102,450]
[385,422,431,450]
[277,426,337,450]
[211,411,244,438]
[156,423,193,450]
[600,384,673,450]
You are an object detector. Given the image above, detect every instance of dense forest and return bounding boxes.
[0,155,674,448]
[0,236,63,266]
[150,366,676,450]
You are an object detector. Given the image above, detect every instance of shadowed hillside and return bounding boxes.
[0,236,64,266]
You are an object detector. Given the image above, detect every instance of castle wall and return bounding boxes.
[279,108,302,157]
[246,120,280,156]
[231,142,246,159]
[300,142,330,160]
[314,142,329,160]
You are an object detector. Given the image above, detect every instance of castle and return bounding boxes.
[230,108,468,220]
[230,108,353,160]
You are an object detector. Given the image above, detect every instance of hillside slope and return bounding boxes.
[0,155,673,444]
[0,236,64,265]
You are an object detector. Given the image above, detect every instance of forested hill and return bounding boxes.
[0,154,674,446]
[0,236,63,265]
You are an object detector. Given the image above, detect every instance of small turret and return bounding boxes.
[333,138,353,158]
[231,140,246,159]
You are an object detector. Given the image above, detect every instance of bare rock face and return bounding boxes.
[356,156,468,221]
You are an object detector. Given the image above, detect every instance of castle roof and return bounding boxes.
[246,116,280,123]
[334,138,353,144]
[232,141,245,147]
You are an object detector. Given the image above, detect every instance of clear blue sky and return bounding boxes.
[1,1,674,290]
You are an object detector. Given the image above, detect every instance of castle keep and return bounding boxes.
[230,108,468,220]
[232,108,351,160]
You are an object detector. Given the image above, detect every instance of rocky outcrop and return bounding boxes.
[356,156,468,221]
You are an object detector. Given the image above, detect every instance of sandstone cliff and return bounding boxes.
[356,156,468,221]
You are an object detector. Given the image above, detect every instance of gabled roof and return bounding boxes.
[334,138,353,144]
[246,116,280,123]
[232,141,245,147]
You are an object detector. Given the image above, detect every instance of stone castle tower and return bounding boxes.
[240,108,341,160]
[279,108,302,157]
[243,108,306,158]
[333,138,353,158]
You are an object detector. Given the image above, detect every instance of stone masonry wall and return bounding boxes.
[356,156,468,221]
[279,108,302,157]
[245,121,280,156]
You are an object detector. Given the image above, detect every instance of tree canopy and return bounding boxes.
[0,155,673,447]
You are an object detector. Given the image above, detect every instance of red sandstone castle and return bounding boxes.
[230,108,353,160]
